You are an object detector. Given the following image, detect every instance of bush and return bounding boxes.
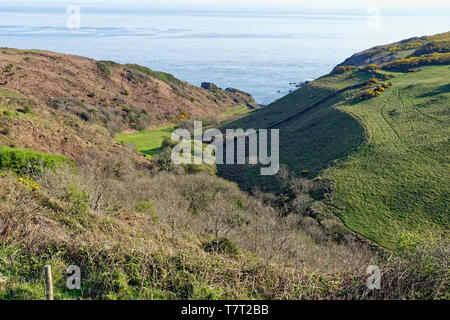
[412,40,450,57]
[385,52,450,71]
[21,105,32,114]
[183,163,217,176]
[122,89,130,96]
[203,237,240,256]
[333,65,357,74]
[136,201,156,214]
[156,148,174,172]
[63,183,90,215]
[5,64,14,73]
[357,89,379,101]
[0,127,10,135]
[161,137,178,149]
[0,146,72,175]
[96,61,117,78]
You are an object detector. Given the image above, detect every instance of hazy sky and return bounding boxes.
[5,0,450,10]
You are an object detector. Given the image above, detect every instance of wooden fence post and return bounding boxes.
[44,265,53,300]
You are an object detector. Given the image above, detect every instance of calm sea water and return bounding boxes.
[1,6,449,104]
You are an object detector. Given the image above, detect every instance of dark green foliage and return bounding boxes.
[203,237,240,256]
[0,126,10,135]
[0,146,72,174]
[161,136,178,149]
[156,148,174,172]
[19,105,32,114]
[96,61,117,78]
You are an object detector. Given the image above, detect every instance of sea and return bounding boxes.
[1,5,449,104]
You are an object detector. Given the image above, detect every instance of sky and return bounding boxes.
[4,0,450,11]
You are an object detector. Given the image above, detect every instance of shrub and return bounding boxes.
[63,183,90,215]
[358,89,379,101]
[368,77,378,84]
[183,163,217,176]
[385,52,450,71]
[0,146,72,175]
[21,105,32,114]
[122,89,130,96]
[333,65,357,74]
[412,40,450,57]
[156,148,174,172]
[5,64,14,73]
[96,61,116,78]
[136,201,156,215]
[161,137,178,149]
[203,237,240,256]
[0,127,10,135]
[366,64,380,70]
[387,42,423,52]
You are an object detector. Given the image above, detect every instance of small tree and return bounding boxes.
[203,192,238,252]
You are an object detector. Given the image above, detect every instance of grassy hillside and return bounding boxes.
[115,105,255,159]
[0,37,448,300]
[116,125,175,158]
[326,66,449,247]
[0,48,257,162]
[219,32,450,248]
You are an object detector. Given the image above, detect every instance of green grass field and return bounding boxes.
[116,105,253,159]
[115,125,175,158]
[219,65,449,248]
[326,66,450,247]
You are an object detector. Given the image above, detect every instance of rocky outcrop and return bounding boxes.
[201,82,259,109]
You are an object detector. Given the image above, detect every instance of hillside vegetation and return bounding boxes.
[0,35,448,300]
[0,48,257,161]
[219,31,450,249]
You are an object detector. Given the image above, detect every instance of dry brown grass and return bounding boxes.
[0,150,447,300]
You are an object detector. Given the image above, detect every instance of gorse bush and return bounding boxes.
[333,65,357,74]
[366,64,380,70]
[385,52,450,71]
[0,146,72,175]
[387,42,423,52]
[412,40,450,57]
